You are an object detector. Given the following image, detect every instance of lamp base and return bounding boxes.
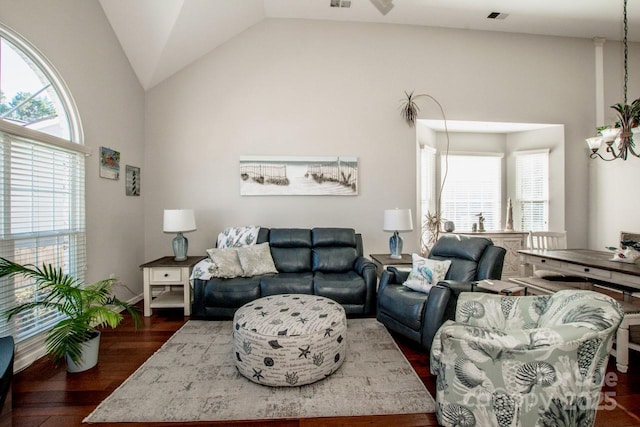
[389,231,403,259]
[172,232,189,261]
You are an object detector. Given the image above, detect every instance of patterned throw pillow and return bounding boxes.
[403,253,451,294]
[206,247,244,278]
[237,243,278,277]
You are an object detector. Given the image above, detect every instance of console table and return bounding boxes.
[446,231,527,279]
[519,248,640,373]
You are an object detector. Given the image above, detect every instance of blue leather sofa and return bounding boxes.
[376,234,506,352]
[192,227,377,318]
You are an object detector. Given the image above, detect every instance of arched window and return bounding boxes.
[0,24,87,370]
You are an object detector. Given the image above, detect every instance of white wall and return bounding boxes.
[145,18,595,258]
[0,0,146,301]
[588,41,640,249]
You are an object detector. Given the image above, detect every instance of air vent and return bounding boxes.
[330,0,351,8]
[487,12,509,20]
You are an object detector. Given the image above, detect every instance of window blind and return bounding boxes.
[0,128,86,359]
[515,150,549,231]
[440,154,502,231]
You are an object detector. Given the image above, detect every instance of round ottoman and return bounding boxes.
[233,294,347,386]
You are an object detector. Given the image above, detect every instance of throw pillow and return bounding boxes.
[206,247,244,278]
[237,242,278,277]
[610,247,640,264]
[403,253,451,294]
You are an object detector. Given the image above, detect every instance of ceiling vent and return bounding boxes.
[330,0,351,8]
[487,12,509,20]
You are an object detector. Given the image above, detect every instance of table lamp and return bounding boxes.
[163,209,196,261]
[383,208,413,259]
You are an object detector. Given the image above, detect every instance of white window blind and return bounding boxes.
[516,150,549,231]
[0,129,86,343]
[441,154,502,231]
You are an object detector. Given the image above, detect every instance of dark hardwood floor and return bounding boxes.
[11,303,640,427]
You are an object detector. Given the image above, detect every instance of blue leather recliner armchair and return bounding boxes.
[376,234,506,352]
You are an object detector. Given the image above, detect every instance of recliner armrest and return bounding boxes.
[420,284,453,353]
[354,256,375,275]
[385,266,410,284]
[436,280,476,295]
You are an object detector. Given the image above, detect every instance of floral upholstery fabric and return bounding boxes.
[430,290,623,427]
[217,226,260,248]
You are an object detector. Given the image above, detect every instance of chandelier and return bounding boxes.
[586,0,640,161]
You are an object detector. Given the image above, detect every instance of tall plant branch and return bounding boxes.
[400,91,451,252]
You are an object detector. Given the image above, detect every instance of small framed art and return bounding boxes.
[125,165,140,196]
[100,147,120,180]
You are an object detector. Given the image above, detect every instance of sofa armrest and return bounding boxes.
[354,256,378,314]
[191,278,207,318]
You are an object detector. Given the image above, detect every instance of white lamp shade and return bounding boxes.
[163,209,196,233]
[383,209,413,232]
[585,136,603,151]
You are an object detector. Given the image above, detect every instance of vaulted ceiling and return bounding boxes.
[99,0,640,90]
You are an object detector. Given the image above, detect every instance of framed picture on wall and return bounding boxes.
[125,165,140,196]
[100,147,120,180]
[239,155,358,196]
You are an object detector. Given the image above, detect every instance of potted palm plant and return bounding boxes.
[0,257,141,372]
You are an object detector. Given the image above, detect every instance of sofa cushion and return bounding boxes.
[270,247,312,273]
[204,277,261,308]
[237,242,278,277]
[312,247,357,273]
[312,228,356,247]
[260,272,314,296]
[313,271,366,305]
[269,228,312,248]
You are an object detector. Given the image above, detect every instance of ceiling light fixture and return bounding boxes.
[586,0,640,161]
[370,0,394,16]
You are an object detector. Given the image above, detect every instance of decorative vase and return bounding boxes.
[66,331,100,373]
[389,231,403,259]
[443,221,455,232]
[504,198,514,231]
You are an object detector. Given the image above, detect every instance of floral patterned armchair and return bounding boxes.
[430,290,623,427]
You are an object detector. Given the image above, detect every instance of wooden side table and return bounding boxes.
[140,256,205,317]
[475,279,525,296]
[370,253,412,276]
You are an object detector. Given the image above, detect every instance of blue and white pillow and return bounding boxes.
[403,253,451,294]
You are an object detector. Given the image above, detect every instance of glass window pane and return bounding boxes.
[1,37,71,139]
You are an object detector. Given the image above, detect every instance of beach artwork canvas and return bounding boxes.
[240,156,358,196]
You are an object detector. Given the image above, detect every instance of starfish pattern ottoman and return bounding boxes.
[232,294,347,386]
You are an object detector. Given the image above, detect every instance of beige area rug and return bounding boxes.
[84,318,435,423]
